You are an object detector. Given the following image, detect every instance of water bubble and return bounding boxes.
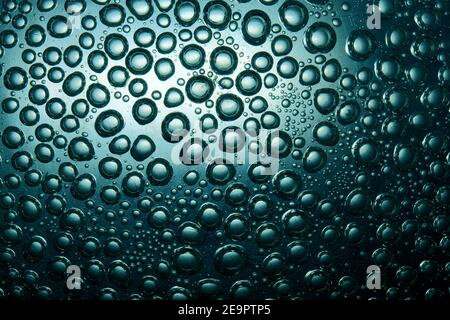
[2,126,25,149]
[4,67,28,90]
[303,146,327,173]
[256,223,281,247]
[346,30,376,61]
[185,75,214,103]
[278,0,308,32]
[64,46,83,67]
[214,244,247,275]
[37,0,57,12]
[299,65,321,86]
[25,25,46,47]
[194,25,212,44]
[313,121,339,146]
[375,55,402,82]
[11,151,33,172]
[314,88,339,115]
[322,59,342,82]
[271,35,293,56]
[99,4,126,27]
[225,183,249,206]
[154,58,175,81]
[337,100,361,125]
[236,70,262,96]
[132,98,157,125]
[161,112,190,142]
[345,188,370,215]
[47,16,71,39]
[304,22,336,54]
[206,159,236,185]
[126,48,153,75]
[82,15,97,30]
[109,135,131,155]
[147,206,170,229]
[86,83,110,108]
[210,46,237,75]
[383,86,410,113]
[251,51,273,73]
[0,29,17,49]
[147,158,173,185]
[71,174,96,200]
[215,93,244,121]
[68,137,95,161]
[272,170,302,199]
[134,27,156,48]
[180,44,205,70]
[177,222,204,245]
[373,193,398,217]
[29,84,49,105]
[352,138,380,165]
[88,50,109,73]
[203,0,231,30]
[267,130,292,157]
[19,105,40,126]
[198,202,222,230]
[174,0,200,27]
[411,36,437,60]
[130,135,155,161]
[421,85,448,110]
[173,246,202,274]
[242,10,271,46]
[126,0,154,21]
[156,32,177,54]
[282,209,309,236]
[277,56,299,79]
[164,87,184,108]
[47,256,71,281]
[121,171,145,197]
[0,0,448,300]
[63,72,86,97]
[108,260,131,288]
[18,195,42,222]
[108,66,129,87]
[95,110,124,137]
[104,33,129,60]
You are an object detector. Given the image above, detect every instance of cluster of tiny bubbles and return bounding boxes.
[0,0,449,301]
